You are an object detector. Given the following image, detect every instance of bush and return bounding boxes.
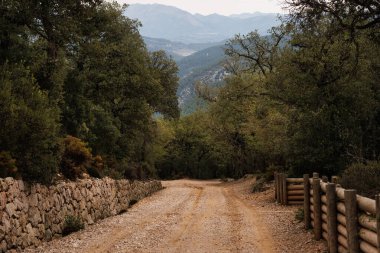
[87,167,102,179]
[263,165,283,182]
[60,136,93,180]
[295,208,304,222]
[340,161,380,199]
[252,177,267,193]
[62,215,84,236]
[0,63,61,184]
[87,155,104,178]
[0,151,17,178]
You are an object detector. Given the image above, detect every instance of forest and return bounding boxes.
[0,1,179,183]
[0,0,379,193]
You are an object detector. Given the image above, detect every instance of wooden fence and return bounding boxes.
[274,172,380,253]
[274,172,304,205]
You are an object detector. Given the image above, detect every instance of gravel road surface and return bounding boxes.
[24,179,275,253]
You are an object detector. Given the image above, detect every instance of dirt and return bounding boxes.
[226,177,327,253]
[24,178,326,253]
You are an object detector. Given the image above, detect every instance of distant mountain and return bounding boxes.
[143,37,224,61]
[141,36,227,112]
[176,45,228,113]
[229,12,278,19]
[126,4,279,113]
[125,4,279,44]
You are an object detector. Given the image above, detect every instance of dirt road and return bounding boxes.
[25,179,275,253]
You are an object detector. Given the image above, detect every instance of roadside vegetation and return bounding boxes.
[154,0,380,194]
[0,1,179,183]
[1,0,379,196]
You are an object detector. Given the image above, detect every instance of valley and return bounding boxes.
[126,3,280,113]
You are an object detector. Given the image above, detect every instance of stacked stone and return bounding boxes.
[0,177,162,252]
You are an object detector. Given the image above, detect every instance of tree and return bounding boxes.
[149,51,180,119]
[225,24,291,77]
[0,63,61,183]
[0,0,103,101]
[286,0,380,33]
[62,3,180,178]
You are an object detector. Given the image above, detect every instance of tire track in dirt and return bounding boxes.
[166,185,224,253]
[166,186,204,247]
[87,186,202,253]
[222,187,276,253]
[24,179,276,253]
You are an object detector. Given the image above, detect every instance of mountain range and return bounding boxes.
[124,4,279,113]
[143,36,224,61]
[125,4,279,44]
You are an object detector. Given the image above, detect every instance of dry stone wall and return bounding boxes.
[0,177,162,252]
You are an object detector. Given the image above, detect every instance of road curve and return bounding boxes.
[25,179,275,253]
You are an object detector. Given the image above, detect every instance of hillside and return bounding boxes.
[143,36,228,113]
[125,4,280,43]
[176,44,228,113]
[143,37,223,61]
[125,4,280,113]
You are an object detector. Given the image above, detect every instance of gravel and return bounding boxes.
[23,178,327,253]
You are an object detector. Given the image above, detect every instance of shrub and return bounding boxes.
[87,155,104,178]
[60,136,93,180]
[295,208,304,222]
[263,165,283,182]
[0,63,61,184]
[87,167,102,178]
[0,151,17,178]
[252,177,267,193]
[340,161,380,199]
[124,162,139,180]
[62,215,84,236]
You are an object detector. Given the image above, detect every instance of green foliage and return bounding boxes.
[0,63,61,184]
[156,112,225,179]
[0,151,17,178]
[61,3,180,178]
[0,2,179,182]
[1,0,379,183]
[149,51,180,119]
[157,1,380,181]
[60,135,106,180]
[271,24,380,176]
[340,162,380,199]
[62,215,84,236]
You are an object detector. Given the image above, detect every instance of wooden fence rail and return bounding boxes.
[274,172,304,205]
[274,172,380,253]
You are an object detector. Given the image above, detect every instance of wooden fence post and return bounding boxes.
[326,183,338,253]
[304,174,311,229]
[282,174,288,205]
[278,173,282,204]
[278,173,282,203]
[274,172,277,201]
[313,176,322,240]
[277,173,280,204]
[345,189,359,253]
[376,194,380,253]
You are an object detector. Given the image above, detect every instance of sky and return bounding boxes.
[118,0,286,15]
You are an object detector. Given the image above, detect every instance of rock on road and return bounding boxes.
[25,179,275,253]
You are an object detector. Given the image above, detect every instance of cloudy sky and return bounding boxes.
[118,0,286,15]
